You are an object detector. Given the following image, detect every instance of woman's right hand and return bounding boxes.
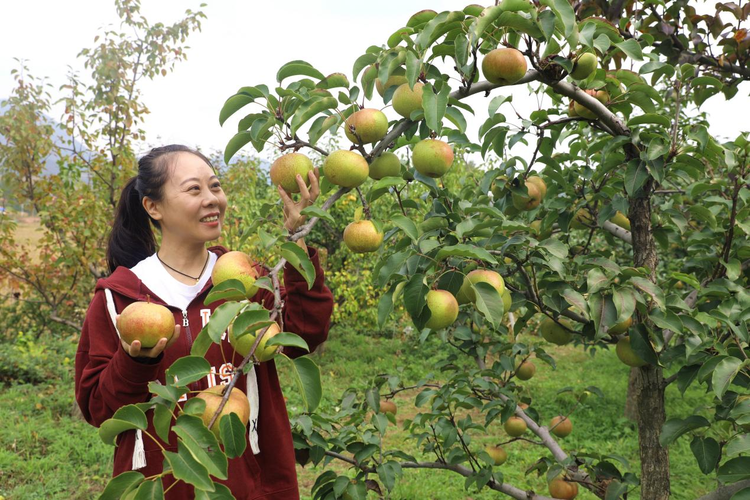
[117,317,181,359]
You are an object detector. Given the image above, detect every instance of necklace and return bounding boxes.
[157,251,210,284]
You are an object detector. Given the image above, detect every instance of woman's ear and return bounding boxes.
[142,196,162,222]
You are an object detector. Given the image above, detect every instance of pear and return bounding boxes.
[540,317,573,345]
[212,251,259,298]
[343,220,383,253]
[344,109,388,144]
[393,82,424,118]
[570,52,597,80]
[369,152,401,180]
[424,290,459,330]
[482,48,528,85]
[270,153,314,193]
[412,138,454,178]
[117,299,174,348]
[323,150,369,188]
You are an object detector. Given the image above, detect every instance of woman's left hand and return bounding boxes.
[278,167,320,233]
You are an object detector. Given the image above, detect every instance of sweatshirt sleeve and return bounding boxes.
[75,290,163,427]
[253,246,333,358]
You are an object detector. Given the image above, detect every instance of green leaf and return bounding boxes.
[392,215,419,242]
[280,242,317,290]
[219,94,255,126]
[730,487,750,500]
[589,293,617,339]
[281,354,323,413]
[204,279,247,306]
[630,325,659,366]
[194,484,236,500]
[219,412,247,459]
[404,273,428,323]
[99,405,148,445]
[713,357,743,399]
[153,402,174,443]
[207,302,245,344]
[97,471,144,500]
[133,478,164,500]
[587,269,609,294]
[435,244,498,264]
[148,382,187,403]
[538,238,568,259]
[624,160,649,196]
[615,39,643,60]
[562,289,589,319]
[191,325,214,358]
[164,443,216,492]
[612,287,637,324]
[276,60,325,83]
[352,53,378,80]
[540,0,576,39]
[173,414,229,480]
[422,83,451,134]
[726,433,750,458]
[166,356,211,387]
[290,97,338,136]
[630,277,665,310]
[474,281,505,329]
[266,332,310,352]
[649,309,683,335]
[406,50,421,89]
[300,205,335,224]
[224,131,254,164]
[628,114,671,128]
[378,285,396,330]
[231,305,272,340]
[718,457,750,484]
[659,415,710,447]
[691,436,720,474]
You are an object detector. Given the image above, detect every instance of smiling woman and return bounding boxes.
[74,145,334,499]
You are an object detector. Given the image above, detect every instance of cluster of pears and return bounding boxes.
[511,175,547,211]
[421,269,508,331]
[570,206,631,231]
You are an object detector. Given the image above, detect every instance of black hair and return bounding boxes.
[106,145,215,273]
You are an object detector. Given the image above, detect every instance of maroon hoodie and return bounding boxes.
[75,245,333,499]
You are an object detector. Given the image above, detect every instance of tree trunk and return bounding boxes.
[629,178,670,499]
[624,368,638,421]
[635,364,670,499]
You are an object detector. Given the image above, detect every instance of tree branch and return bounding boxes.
[696,479,750,500]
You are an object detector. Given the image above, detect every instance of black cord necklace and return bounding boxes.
[157,250,210,284]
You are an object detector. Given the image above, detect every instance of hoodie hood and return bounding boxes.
[95,245,229,305]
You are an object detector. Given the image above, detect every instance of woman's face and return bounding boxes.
[144,152,228,245]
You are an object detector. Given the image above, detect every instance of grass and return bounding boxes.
[0,323,720,499]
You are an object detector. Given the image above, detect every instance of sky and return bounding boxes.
[1,0,748,163]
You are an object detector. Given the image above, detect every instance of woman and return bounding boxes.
[75,145,333,499]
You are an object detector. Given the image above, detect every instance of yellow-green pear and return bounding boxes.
[573,89,609,120]
[270,153,314,193]
[526,176,547,198]
[504,416,527,437]
[229,322,281,361]
[516,361,536,381]
[456,269,506,304]
[323,150,369,188]
[380,400,398,415]
[570,52,597,80]
[343,220,383,253]
[485,445,508,465]
[376,67,408,97]
[117,299,175,349]
[425,290,459,330]
[549,415,573,438]
[549,477,579,499]
[212,251,260,298]
[195,385,251,441]
[609,316,633,335]
[412,138,454,178]
[369,152,401,179]
[482,48,528,85]
[540,317,573,345]
[512,181,542,211]
[393,82,424,118]
[344,109,388,144]
[610,211,631,231]
[616,337,647,367]
[502,289,512,315]
[570,207,595,230]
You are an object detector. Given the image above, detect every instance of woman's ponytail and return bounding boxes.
[106,176,155,273]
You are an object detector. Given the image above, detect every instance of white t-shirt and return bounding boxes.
[130,250,218,311]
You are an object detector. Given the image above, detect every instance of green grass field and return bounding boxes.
[0,323,720,499]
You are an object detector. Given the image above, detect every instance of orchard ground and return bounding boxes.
[0,319,717,499]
